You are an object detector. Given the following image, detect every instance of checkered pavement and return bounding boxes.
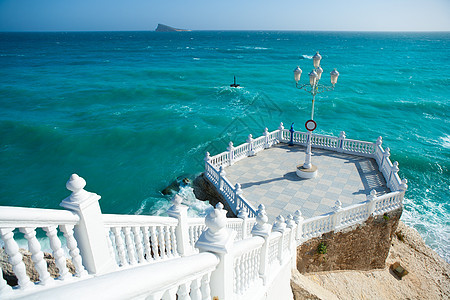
[224,144,390,222]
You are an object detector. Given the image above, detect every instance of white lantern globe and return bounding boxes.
[315,66,323,80]
[293,66,302,83]
[309,70,318,86]
[330,68,339,85]
[313,52,322,68]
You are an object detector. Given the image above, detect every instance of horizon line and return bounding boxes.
[1,29,449,33]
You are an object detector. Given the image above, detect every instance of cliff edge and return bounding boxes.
[155,24,190,32]
[292,221,450,299]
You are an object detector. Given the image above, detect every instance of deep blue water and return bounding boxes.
[0,31,448,261]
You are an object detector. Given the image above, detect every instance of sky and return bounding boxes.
[0,0,449,32]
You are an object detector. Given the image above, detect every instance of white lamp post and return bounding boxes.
[293,52,339,179]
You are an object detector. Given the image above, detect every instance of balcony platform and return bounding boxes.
[224,143,390,222]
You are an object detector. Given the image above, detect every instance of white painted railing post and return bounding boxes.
[338,131,346,152]
[167,194,193,257]
[263,127,270,149]
[400,179,408,192]
[389,161,400,189]
[234,183,242,213]
[293,209,304,243]
[247,134,255,156]
[218,166,226,191]
[285,215,297,270]
[332,200,343,230]
[272,215,287,263]
[367,189,377,215]
[251,204,271,285]
[227,142,235,166]
[382,147,391,170]
[195,203,236,300]
[278,122,285,142]
[204,152,211,168]
[60,174,116,275]
[237,207,249,239]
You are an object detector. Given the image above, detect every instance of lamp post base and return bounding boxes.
[296,164,318,179]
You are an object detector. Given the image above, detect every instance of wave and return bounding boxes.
[441,135,450,149]
[151,185,211,218]
[300,54,313,59]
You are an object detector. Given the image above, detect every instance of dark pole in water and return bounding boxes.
[230,76,240,87]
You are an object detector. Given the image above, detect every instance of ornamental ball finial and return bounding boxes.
[66,174,86,193]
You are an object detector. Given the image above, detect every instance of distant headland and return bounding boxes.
[155,24,191,32]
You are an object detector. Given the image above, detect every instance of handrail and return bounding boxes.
[103,214,178,227]
[0,206,79,227]
[19,252,220,300]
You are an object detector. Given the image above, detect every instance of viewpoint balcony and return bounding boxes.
[204,124,407,224]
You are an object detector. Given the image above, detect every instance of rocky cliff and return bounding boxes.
[291,221,450,299]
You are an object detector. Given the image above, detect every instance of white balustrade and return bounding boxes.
[21,252,219,300]
[232,237,264,295]
[0,205,85,292]
[253,135,266,153]
[187,219,206,250]
[103,214,179,266]
[311,134,339,150]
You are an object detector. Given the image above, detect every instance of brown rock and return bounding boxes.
[297,208,402,273]
[1,248,76,287]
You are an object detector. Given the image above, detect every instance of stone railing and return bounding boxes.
[0,206,88,293]
[20,252,220,300]
[205,158,258,218]
[0,175,274,300]
[297,189,405,242]
[0,178,297,300]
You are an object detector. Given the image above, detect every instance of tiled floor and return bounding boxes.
[224,144,390,222]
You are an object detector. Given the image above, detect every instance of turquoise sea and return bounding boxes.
[0,31,448,262]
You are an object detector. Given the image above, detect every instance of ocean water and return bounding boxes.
[0,31,448,261]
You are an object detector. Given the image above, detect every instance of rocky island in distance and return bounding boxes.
[155,24,191,32]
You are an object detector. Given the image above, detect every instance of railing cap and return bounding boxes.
[272,215,287,233]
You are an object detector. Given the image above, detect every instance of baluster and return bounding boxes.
[142,227,152,261]
[177,282,191,300]
[200,273,211,300]
[131,227,145,263]
[44,226,70,280]
[244,253,250,291]
[188,226,195,246]
[123,227,137,265]
[234,257,241,294]
[162,287,178,300]
[158,226,167,259]
[111,227,128,266]
[59,225,88,278]
[190,278,202,300]
[164,225,172,258]
[105,228,116,263]
[0,228,32,289]
[150,226,160,260]
[170,226,178,257]
[19,227,52,285]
